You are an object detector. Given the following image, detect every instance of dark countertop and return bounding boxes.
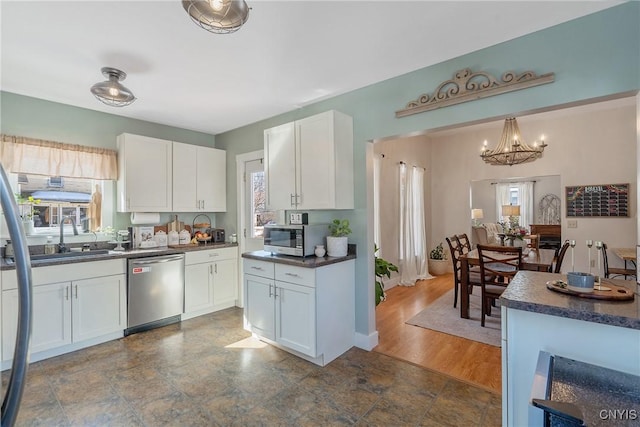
[242,246,356,268]
[501,271,640,330]
[0,242,238,270]
[547,354,640,427]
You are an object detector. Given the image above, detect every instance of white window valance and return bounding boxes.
[0,134,117,180]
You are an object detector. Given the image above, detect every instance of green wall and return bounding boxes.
[1,3,638,342]
[0,92,217,230]
[214,2,640,339]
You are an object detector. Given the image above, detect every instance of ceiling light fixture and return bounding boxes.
[480,117,547,166]
[90,67,136,107]
[182,0,250,34]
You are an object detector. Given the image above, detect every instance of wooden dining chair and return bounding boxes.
[476,245,522,327]
[446,235,486,308]
[601,243,636,279]
[553,240,570,273]
[456,234,472,254]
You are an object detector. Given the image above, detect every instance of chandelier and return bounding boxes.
[480,117,547,166]
[182,0,250,34]
[90,67,136,107]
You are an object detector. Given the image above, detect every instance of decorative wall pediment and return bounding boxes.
[396,68,555,118]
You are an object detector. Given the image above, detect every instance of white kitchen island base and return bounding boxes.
[242,251,355,367]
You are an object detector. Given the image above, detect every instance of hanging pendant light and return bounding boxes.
[480,117,547,166]
[90,67,136,107]
[182,0,250,34]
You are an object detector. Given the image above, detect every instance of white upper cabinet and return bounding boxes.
[172,142,226,212]
[264,110,353,210]
[117,134,226,213]
[117,133,173,212]
[264,122,296,210]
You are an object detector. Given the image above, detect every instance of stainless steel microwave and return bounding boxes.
[263,224,328,257]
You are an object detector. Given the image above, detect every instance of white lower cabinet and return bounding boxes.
[183,247,238,320]
[243,257,354,366]
[1,259,126,366]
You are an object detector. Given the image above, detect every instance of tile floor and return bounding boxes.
[2,308,501,426]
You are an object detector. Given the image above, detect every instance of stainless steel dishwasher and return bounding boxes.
[125,253,185,335]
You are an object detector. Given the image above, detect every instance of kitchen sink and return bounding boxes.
[29,249,111,261]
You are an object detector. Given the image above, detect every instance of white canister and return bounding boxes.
[314,245,326,257]
[154,230,168,247]
[179,229,191,245]
[168,230,179,246]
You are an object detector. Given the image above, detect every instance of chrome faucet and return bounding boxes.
[58,216,79,253]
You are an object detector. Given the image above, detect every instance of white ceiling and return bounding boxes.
[0,1,623,136]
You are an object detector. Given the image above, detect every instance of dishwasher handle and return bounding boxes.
[130,254,184,265]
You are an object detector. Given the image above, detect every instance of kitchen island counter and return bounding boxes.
[501,270,640,426]
[500,270,639,330]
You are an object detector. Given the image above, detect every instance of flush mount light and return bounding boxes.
[182,0,250,34]
[90,67,136,107]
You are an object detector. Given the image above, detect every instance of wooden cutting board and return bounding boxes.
[546,280,634,301]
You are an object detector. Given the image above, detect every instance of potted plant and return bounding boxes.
[15,194,40,235]
[375,245,398,306]
[326,219,351,257]
[428,242,450,275]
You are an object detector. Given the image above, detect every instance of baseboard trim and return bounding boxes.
[354,331,379,351]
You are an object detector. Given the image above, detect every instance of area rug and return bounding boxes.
[405,289,501,347]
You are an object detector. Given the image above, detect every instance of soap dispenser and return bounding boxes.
[44,236,56,255]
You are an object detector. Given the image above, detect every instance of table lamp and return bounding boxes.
[502,204,521,228]
[471,208,484,226]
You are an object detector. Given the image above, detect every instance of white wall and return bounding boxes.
[373,135,431,288]
[471,175,561,225]
[430,98,637,274]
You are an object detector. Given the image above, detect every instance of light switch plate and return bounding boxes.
[567,220,578,228]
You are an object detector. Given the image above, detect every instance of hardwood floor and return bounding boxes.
[373,273,502,394]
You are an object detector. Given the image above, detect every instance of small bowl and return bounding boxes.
[566,272,595,293]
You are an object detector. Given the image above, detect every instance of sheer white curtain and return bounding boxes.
[495,181,534,226]
[398,163,432,285]
[373,154,382,250]
[495,183,511,223]
[516,181,534,228]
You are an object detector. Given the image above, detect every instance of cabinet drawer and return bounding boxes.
[275,264,315,287]
[185,247,237,265]
[243,259,274,279]
[1,259,126,291]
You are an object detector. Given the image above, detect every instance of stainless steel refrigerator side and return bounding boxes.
[0,164,33,427]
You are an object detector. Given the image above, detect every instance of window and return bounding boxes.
[249,170,275,238]
[12,173,109,233]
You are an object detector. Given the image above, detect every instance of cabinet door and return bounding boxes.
[244,274,275,340]
[295,112,336,209]
[2,282,72,361]
[264,122,296,210]
[213,258,237,306]
[275,281,316,357]
[117,134,173,212]
[72,275,126,343]
[198,147,226,212]
[172,142,199,212]
[184,262,214,314]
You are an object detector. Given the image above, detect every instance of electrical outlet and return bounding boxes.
[590,260,595,267]
[567,220,578,228]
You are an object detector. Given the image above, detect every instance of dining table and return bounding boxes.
[611,247,637,270]
[459,247,556,319]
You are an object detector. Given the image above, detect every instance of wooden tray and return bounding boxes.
[168,244,199,249]
[546,280,635,301]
